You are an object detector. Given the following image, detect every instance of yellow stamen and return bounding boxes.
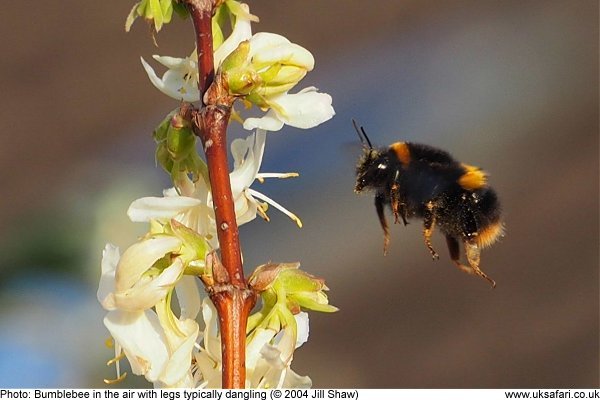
[247,188,303,228]
[256,172,299,184]
[104,372,127,385]
[256,203,271,221]
[106,352,125,366]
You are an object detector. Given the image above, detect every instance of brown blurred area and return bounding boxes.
[0,0,598,388]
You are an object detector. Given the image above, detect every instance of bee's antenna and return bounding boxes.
[352,118,373,149]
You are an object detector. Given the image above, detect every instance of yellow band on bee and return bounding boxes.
[475,219,504,248]
[390,142,411,166]
[459,163,487,190]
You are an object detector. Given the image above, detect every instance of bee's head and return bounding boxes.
[352,119,392,192]
[355,148,391,192]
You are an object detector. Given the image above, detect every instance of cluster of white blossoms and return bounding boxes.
[98,241,318,388]
[99,0,336,389]
[130,129,302,250]
[142,2,334,132]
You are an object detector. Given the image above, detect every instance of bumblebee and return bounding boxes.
[353,120,504,287]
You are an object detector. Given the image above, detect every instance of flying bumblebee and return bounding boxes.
[353,120,504,287]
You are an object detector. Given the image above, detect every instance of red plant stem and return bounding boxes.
[198,97,243,287]
[186,0,214,102]
[186,0,255,388]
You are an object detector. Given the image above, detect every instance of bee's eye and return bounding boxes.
[377,163,387,170]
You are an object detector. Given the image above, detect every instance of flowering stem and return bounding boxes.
[186,0,214,100]
[186,0,256,388]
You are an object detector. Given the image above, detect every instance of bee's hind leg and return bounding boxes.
[423,201,439,260]
[445,235,496,288]
[464,239,496,288]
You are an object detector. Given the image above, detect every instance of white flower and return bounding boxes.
[154,297,201,387]
[243,87,335,131]
[129,182,216,244]
[222,32,334,132]
[193,298,311,388]
[214,3,253,70]
[229,129,302,227]
[99,244,201,387]
[140,4,334,132]
[247,32,314,72]
[103,307,200,387]
[127,129,301,248]
[104,309,170,383]
[246,312,311,389]
[142,3,254,102]
[99,237,184,312]
[141,55,200,102]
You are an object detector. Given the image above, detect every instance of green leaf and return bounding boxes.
[288,292,339,313]
[125,1,142,32]
[278,269,325,294]
[149,0,163,31]
[166,125,195,162]
[220,40,250,72]
[212,16,225,50]
[160,0,174,24]
[170,220,209,262]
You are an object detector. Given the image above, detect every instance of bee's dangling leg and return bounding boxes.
[445,234,473,274]
[445,234,496,288]
[390,183,408,225]
[423,201,439,260]
[375,193,390,255]
[464,239,496,288]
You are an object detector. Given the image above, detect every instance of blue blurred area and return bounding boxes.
[0,339,59,387]
[0,0,597,388]
[0,276,101,387]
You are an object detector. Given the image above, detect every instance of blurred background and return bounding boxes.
[0,0,597,388]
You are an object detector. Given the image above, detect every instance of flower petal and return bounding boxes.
[248,33,291,57]
[141,57,200,102]
[214,3,253,68]
[243,109,285,131]
[116,236,182,292]
[194,351,222,388]
[152,55,194,70]
[113,258,185,311]
[230,130,266,194]
[128,196,202,222]
[235,194,260,226]
[160,318,200,386]
[201,298,221,361]
[104,310,169,383]
[250,35,314,70]
[98,244,119,307]
[269,88,334,129]
[294,312,309,349]
[175,276,202,320]
[246,328,277,371]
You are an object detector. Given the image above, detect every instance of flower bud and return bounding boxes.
[249,35,314,72]
[169,220,209,266]
[248,262,338,314]
[223,67,262,95]
[221,40,251,72]
[126,0,177,33]
[259,65,307,88]
[166,117,194,162]
[153,109,207,188]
